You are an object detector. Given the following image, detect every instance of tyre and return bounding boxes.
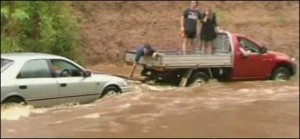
[271,67,291,81]
[186,72,209,87]
[2,97,26,108]
[100,86,121,98]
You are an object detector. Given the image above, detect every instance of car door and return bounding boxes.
[15,59,58,107]
[232,37,272,80]
[50,59,97,104]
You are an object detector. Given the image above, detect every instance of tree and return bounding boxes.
[1,1,82,63]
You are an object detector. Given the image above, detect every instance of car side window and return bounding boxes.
[18,59,52,78]
[50,59,83,77]
[238,38,260,53]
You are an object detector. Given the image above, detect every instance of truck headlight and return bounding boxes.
[290,57,296,63]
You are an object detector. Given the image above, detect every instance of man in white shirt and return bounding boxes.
[239,40,251,57]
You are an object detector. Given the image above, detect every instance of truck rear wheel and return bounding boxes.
[186,72,209,87]
[271,67,291,81]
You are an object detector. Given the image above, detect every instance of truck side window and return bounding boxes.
[238,38,260,53]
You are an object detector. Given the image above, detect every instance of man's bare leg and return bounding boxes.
[129,63,137,78]
[190,38,196,54]
[182,38,187,55]
[202,41,207,54]
[208,41,213,54]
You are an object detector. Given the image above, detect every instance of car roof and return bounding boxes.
[1,53,66,61]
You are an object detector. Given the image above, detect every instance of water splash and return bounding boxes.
[1,102,85,121]
[1,104,33,120]
[77,113,100,119]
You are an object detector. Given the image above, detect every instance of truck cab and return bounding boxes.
[231,33,297,81]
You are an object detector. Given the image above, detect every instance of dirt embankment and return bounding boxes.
[71,1,299,65]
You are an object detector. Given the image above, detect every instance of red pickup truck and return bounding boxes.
[125,31,297,87]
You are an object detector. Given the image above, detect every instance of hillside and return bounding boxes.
[71,1,299,65]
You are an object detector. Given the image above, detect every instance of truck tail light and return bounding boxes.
[154,67,164,72]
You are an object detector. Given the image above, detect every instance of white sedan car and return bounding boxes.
[1,53,130,107]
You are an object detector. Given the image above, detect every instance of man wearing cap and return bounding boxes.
[129,43,155,78]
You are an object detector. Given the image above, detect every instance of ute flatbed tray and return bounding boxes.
[125,50,233,69]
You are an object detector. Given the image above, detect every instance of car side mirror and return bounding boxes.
[260,46,268,54]
[83,70,92,77]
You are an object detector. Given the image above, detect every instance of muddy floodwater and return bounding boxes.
[1,65,299,138]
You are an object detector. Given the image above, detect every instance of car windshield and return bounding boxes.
[1,58,13,72]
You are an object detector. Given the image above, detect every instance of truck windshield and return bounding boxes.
[1,58,13,72]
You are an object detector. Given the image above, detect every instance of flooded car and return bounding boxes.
[1,53,130,107]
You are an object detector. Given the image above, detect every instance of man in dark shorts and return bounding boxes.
[129,43,155,78]
[181,1,202,55]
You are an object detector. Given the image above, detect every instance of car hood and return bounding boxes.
[92,73,126,82]
[268,51,291,60]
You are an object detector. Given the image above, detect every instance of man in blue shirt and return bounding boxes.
[129,43,155,78]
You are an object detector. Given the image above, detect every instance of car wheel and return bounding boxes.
[2,97,26,108]
[271,67,291,81]
[100,86,121,98]
[187,72,209,87]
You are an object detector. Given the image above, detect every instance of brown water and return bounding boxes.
[1,66,299,138]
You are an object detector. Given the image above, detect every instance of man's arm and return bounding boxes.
[129,62,137,78]
[202,14,208,23]
[181,16,185,31]
[240,47,251,57]
[181,9,187,31]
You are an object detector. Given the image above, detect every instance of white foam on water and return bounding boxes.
[188,83,203,89]
[78,113,100,119]
[241,99,257,103]
[131,93,143,101]
[172,100,183,104]
[127,112,163,121]
[226,86,298,105]
[54,121,63,124]
[131,85,143,93]
[119,103,132,109]
[40,102,81,114]
[52,109,73,114]
[75,127,103,132]
[203,99,222,108]
[141,84,186,92]
[142,129,149,133]
[259,89,275,95]
[238,88,251,93]
[276,85,299,92]
[234,88,275,97]
[127,80,142,84]
[108,121,126,133]
[1,102,93,121]
[31,108,50,114]
[268,89,299,100]
[7,129,16,132]
[161,125,168,129]
[74,103,96,108]
[1,105,33,121]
